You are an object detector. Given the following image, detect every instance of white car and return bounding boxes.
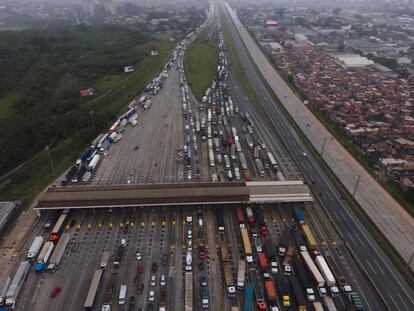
[136,252,142,261]
[302,152,307,157]
[150,275,156,287]
[185,265,192,271]
[149,290,155,302]
[271,261,278,274]
[160,274,166,286]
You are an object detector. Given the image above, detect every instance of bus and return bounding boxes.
[49,210,69,242]
[118,285,127,305]
[84,270,103,311]
[241,227,253,263]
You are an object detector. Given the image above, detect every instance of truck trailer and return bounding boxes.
[5,261,30,306]
[27,236,44,261]
[47,233,70,270]
[35,241,54,272]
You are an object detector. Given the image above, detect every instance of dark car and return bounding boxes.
[147,303,154,311]
[151,262,157,273]
[161,254,168,265]
[137,283,144,295]
[199,261,204,271]
[123,226,129,234]
[133,273,140,285]
[50,287,61,298]
[129,296,135,308]
[137,265,144,274]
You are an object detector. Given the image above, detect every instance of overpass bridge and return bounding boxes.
[34,181,312,210]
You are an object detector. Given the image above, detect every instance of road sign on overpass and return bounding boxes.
[34,181,312,210]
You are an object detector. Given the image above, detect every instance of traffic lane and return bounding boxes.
[223,9,412,305]
[222,9,406,310]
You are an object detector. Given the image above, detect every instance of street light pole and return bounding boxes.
[45,146,56,175]
[352,173,361,197]
[321,136,327,157]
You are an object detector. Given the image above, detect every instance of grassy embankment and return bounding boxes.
[219,10,414,289]
[184,27,218,101]
[0,27,176,210]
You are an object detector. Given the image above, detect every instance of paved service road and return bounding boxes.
[224,3,414,269]
[222,2,414,310]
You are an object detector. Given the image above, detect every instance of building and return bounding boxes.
[331,53,374,68]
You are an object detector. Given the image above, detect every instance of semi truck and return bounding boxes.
[322,296,338,311]
[240,227,253,263]
[87,154,100,172]
[101,273,117,311]
[278,226,292,256]
[257,254,268,272]
[325,253,346,286]
[35,241,54,272]
[293,207,305,225]
[184,272,193,311]
[315,255,336,288]
[5,261,30,306]
[100,251,111,269]
[249,269,266,311]
[27,236,44,261]
[0,277,11,306]
[293,255,316,301]
[264,280,277,303]
[282,245,295,267]
[264,239,277,261]
[223,263,236,297]
[300,251,325,288]
[244,284,253,311]
[237,260,246,289]
[301,224,317,251]
[48,233,70,270]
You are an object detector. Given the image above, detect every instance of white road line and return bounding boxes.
[388,293,402,311]
[326,191,334,201]
[355,233,366,246]
[398,293,410,311]
[374,260,385,274]
[365,260,377,276]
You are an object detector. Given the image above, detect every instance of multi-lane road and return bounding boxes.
[221,2,414,310]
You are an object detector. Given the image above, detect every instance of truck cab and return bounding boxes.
[282,295,290,307]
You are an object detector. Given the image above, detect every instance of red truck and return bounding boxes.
[264,280,277,302]
[258,253,268,272]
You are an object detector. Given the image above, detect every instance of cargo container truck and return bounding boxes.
[47,233,70,270]
[217,210,225,232]
[300,251,325,288]
[245,134,253,149]
[293,208,305,225]
[264,280,277,303]
[223,263,236,297]
[244,283,253,311]
[5,261,30,306]
[255,159,265,177]
[246,207,254,224]
[27,236,44,261]
[84,270,103,311]
[322,296,337,311]
[240,227,253,263]
[239,153,248,170]
[314,255,336,288]
[100,251,111,270]
[97,134,109,149]
[236,207,244,225]
[35,241,54,271]
[159,287,167,311]
[257,254,268,272]
[87,154,100,172]
[184,272,193,311]
[101,272,117,311]
[113,246,124,268]
[301,224,317,251]
[49,211,69,242]
[100,140,110,154]
[0,277,11,306]
[264,239,277,261]
[108,132,117,142]
[324,253,346,286]
[282,245,295,267]
[91,134,104,149]
[76,148,93,166]
[237,260,246,289]
[278,226,292,256]
[293,255,315,301]
[313,302,324,311]
[267,152,278,171]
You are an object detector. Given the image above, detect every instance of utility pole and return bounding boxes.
[352,173,361,197]
[45,146,56,175]
[89,110,95,129]
[321,136,327,157]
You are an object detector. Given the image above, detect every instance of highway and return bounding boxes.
[221,2,414,311]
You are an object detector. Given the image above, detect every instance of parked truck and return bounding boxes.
[223,263,236,297]
[325,253,346,286]
[264,280,277,303]
[322,296,338,311]
[300,251,325,288]
[5,261,30,306]
[257,254,268,272]
[282,245,295,266]
[278,226,291,256]
[101,272,117,311]
[293,207,305,225]
[249,269,266,311]
[159,287,167,311]
[0,276,11,306]
[315,255,336,287]
[27,236,44,261]
[35,241,54,272]
[184,272,193,311]
[87,154,100,172]
[100,251,111,270]
[237,260,246,289]
[47,233,70,270]
[244,283,253,311]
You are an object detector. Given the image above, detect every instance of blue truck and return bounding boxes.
[244,283,253,311]
[293,207,305,225]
